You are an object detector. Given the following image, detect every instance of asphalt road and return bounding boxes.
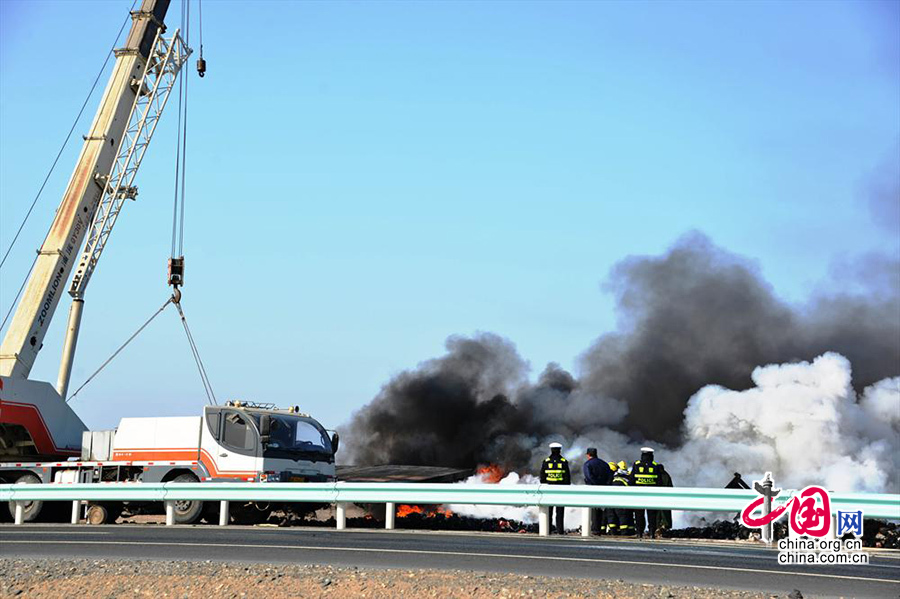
[2,525,898,597]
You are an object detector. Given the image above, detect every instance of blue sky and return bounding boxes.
[1,0,898,432]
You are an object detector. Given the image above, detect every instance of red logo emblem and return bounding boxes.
[741,484,832,538]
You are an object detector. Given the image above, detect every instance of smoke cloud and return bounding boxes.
[342,233,900,494]
[864,141,900,233]
[673,353,900,493]
[579,232,900,442]
[342,334,531,469]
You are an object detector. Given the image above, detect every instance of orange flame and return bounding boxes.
[476,464,505,483]
[396,504,454,518]
[397,504,424,517]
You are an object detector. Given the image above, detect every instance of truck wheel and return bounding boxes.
[171,474,203,524]
[87,504,109,525]
[86,502,123,525]
[8,473,44,522]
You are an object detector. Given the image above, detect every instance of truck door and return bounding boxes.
[200,408,260,480]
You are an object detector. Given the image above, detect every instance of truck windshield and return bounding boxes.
[258,414,333,462]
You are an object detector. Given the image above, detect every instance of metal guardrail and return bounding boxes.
[2,482,898,536]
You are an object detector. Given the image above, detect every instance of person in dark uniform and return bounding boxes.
[582,447,611,534]
[656,468,674,535]
[629,446,666,538]
[540,442,571,534]
[605,461,635,535]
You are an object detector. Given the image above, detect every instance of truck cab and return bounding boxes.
[205,402,338,483]
[110,401,338,485]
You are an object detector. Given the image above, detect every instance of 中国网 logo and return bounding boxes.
[740,476,869,565]
[742,484,833,537]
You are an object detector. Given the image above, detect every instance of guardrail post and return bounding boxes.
[581,507,591,537]
[336,502,347,530]
[13,501,23,525]
[219,501,229,526]
[538,505,549,537]
[385,502,395,530]
[757,472,779,546]
[165,501,175,526]
[71,501,80,524]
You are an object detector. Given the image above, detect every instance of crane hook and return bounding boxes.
[197,57,206,78]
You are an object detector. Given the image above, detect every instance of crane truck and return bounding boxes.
[0,0,339,524]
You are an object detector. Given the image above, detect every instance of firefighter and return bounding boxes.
[583,447,611,534]
[540,442,571,534]
[630,446,666,538]
[606,462,635,535]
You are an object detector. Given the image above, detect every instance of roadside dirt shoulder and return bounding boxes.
[0,558,789,598]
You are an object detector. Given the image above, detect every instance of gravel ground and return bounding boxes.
[0,559,794,598]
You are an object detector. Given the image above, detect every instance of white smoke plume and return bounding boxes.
[671,352,900,493]
[448,471,590,529]
[449,471,541,523]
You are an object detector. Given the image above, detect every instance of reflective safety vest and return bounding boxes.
[541,457,569,484]
[632,461,661,486]
[612,473,629,486]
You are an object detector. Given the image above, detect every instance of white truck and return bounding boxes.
[1,400,339,524]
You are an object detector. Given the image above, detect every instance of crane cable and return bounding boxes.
[197,0,205,76]
[66,297,175,403]
[64,288,220,405]
[169,0,217,405]
[175,300,217,405]
[0,0,137,271]
[171,0,190,258]
[67,0,217,406]
[0,0,138,334]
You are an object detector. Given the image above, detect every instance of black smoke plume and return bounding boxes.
[343,232,900,473]
[579,233,900,442]
[342,335,531,469]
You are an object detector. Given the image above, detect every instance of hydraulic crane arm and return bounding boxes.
[0,0,180,383]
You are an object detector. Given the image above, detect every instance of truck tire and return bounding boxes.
[8,473,44,522]
[171,473,203,524]
[86,502,123,525]
[87,504,109,525]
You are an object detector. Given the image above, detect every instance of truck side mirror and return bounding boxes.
[331,432,340,454]
[259,414,271,446]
